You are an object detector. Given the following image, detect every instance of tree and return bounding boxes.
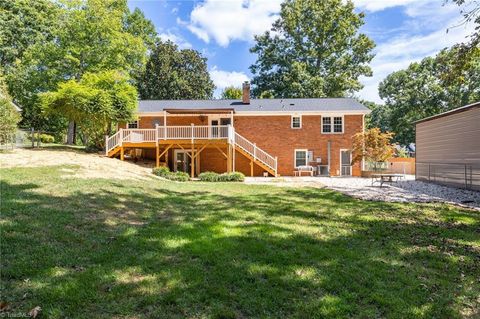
[259,90,275,99]
[221,86,242,99]
[0,0,60,71]
[378,47,480,145]
[362,100,393,132]
[351,128,395,171]
[0,75,21,145]
[137,41,215,100]
[250,0,375,98]
[445,0,479,78]
[5,0,152,142]
[124,7,158,51]
[40,70,137,149]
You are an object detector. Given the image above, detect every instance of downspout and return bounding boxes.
[231,111,235,172]
[362,114,365,172]
[327,140,331,176]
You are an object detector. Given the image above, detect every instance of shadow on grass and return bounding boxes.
[1,167,479,318]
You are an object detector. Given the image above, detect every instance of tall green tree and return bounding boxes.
[137,41,215,100]
[124,7,158,51]
[250,0,375,98]
[221,86,242,99]
[378,47,480,145]
[0,0,60,71]
[445,0,479,79]
[41,70,137,148]
[0,73,21,145]
[6,0,152,139]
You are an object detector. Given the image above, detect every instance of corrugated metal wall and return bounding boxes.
[416,107,480,190]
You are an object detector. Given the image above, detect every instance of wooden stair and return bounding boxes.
[107,146,121,158]
[234,146,276,176]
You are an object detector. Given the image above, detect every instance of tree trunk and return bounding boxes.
[67,121,76,145]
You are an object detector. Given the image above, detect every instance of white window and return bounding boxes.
[333,117,343,133]
[322,117,331,133]
[291,115,302,129]
[128,120,138,129]
[294,149,308,167]
[322,116,343,133]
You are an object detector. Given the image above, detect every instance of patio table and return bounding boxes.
[371,173,404,187]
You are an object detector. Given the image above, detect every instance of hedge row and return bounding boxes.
[198,171,245,182]
[153,167,245,182]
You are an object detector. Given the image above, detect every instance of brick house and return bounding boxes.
[107,83,370,177]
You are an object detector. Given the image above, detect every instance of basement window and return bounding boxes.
[291,116,302,129]
[295,149,308,167]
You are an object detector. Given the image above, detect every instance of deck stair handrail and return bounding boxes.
[234,132,277,172]
[105,130,122,155]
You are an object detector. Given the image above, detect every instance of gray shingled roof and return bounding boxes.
[138,98,370,113]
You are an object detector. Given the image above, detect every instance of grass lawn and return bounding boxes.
[1,165,479,318]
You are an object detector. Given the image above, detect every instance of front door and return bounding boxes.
[340,150,352,176]
[174,150,191,173]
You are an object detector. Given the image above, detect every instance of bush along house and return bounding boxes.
[106,82,371,178]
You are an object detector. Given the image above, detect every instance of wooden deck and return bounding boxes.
[105,126,278,177]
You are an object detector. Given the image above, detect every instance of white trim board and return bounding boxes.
[137,110,370,117]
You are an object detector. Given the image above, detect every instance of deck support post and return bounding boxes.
[232,144,235,172]
[120,147,124,161]
[196,147,201,175]
[227,144,233,173]
[191,143,195,178]
[165,148,169,168]
[156,144,160,167]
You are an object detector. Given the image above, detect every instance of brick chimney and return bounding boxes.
[242,81,250,104]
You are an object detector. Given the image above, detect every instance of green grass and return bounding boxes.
[1,165,479,318]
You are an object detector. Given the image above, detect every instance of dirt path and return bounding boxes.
[0,148,155,180]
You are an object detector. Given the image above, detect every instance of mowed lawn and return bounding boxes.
[1,165,479,318]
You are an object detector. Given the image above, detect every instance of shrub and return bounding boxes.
[152,166,170,177]
[199,171,245,182]
[218,172,245,182]
[229,172,245,182]
[166,172,189,182]
[152,167,189,181]
[198,171,219,182]
[27,133,55,144]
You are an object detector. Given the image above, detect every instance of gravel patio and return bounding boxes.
[245,175,480,210]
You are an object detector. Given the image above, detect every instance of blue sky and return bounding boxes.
[127,0,472,103]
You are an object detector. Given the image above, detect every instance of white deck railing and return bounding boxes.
[157,125,230,140]
[234,132,277,171]
[105,125,277,175]
[123,129,157,143]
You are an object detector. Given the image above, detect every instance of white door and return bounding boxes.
[340,150,352,176]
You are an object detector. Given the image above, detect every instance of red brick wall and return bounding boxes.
[122,114,364,176]
[233,115,363,176]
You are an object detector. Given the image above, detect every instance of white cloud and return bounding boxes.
[158,31,192,49]
[184,0,281,47]
[353,0,428,12]
[209,66,249,97]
